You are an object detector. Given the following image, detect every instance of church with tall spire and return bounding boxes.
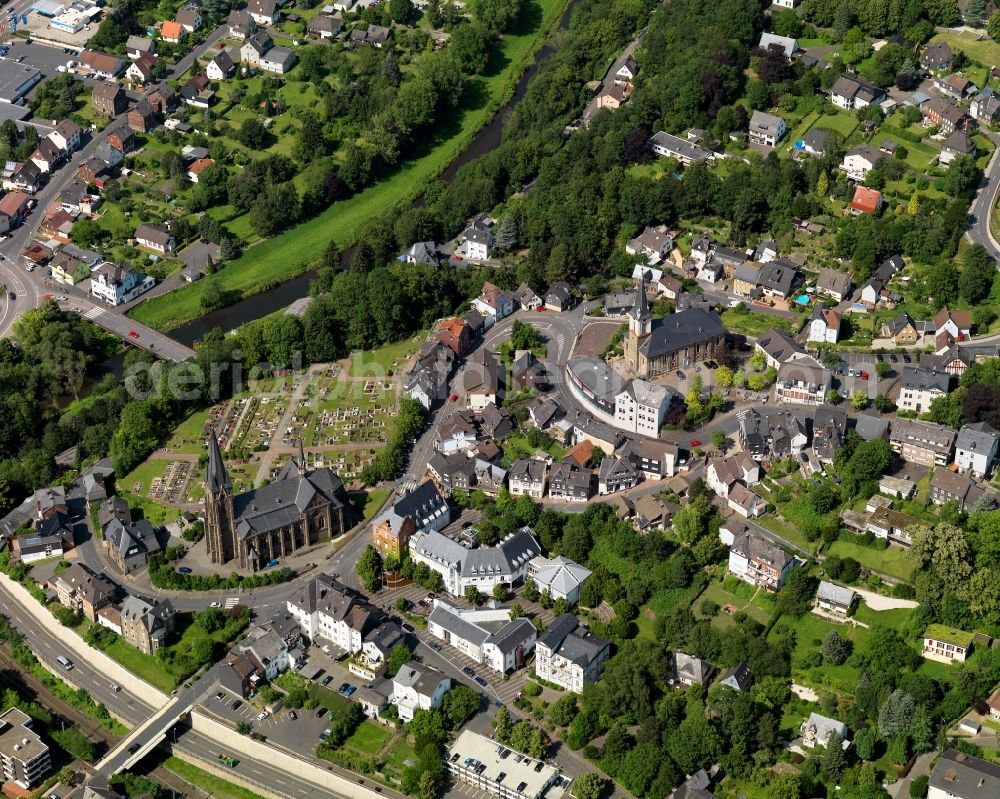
[204,433,350,570]
[623,278,727,378]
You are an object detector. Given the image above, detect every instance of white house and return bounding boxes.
[748,110,786,147]
[840,144,883,180]
[816,581,857,615]
[955,422,999,477]
[134,223,175,254]
[800,713,849,749]
[728,530,795,590]
[427,601,536,673]
[247,0,281,25]
[286,575,377,653]
[625,226,673,264]
[509,458,548,499]
[90,263,155,306]
[533,613,610,693]
[471,282,514,323]
[774,357,831,406]
[408,527,540,597]
[460,223,494,261]
[898,367,948,414]
[232,623,289,680]
[614,379,670,437]
[47,119,82,155]
[391,661,450,721]
[706,454,760,498]
[527,556,591,605]
[808,306,840,344]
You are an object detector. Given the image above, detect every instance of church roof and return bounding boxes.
[232,468,345,539]
[205,430,231,494]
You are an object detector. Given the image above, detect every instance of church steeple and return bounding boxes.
[627,277,652,337]
[205,430,231,495]
[296,438,306,476]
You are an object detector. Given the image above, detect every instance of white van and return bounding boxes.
[56,656,73,670]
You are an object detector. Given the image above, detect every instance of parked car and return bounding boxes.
[231,700,242,710]
[287,710,297,721]
[474,676,488,688]
[344,685,357,697]
[177,566,192,574]
[215,692,225,701]
[462,666,476,678]
[315,706,327,718]
[257,711,268,721]
[322,675,334,686]
[430,642,442,652]
[337,682,350,694]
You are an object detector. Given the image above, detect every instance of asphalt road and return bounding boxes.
[967,130,1000,260]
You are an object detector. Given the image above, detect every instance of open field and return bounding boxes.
[129,0,570,331]
[824,538,915,582]
[929,31,1000,69]
[345,721,394,755]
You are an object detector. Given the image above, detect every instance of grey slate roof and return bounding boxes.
[929,748,1000,797]
[638,308,725,360]
[957,422,999,454]
[901,366,949,393]
[536,613,609,668]
[817,580,856,608]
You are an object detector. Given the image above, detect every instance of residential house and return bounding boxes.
[227,9,255,39]
[922,345,972,376]
[175,4,202,31]
[371,480,449,558]
[738,408,772,460]
[927,749,1000,799]
[160,21,184,43]
[930,468,986,511]
[510,283,542,311]
[728,483,767,518]
[955,422,999,477]
[79,50,125,78]
[464,349,500,410]
[748,110,787,147]
[527,556,591,604]
[120,595,175,655]
[241,32,273,66]
[816,581,857,615]
[547,462,592,501]
[598,456,637,495]
[134,223,175,254]
[972,86,1000,122]
[392,661,450,721]
[878,475,916,499]
[799,127,829,157]
[426,600,536,672]
[800,713,849,748]
[126,52,157,84]
[850,186,884,214]
[509,458,548,498]
[232,622,290,680]
[890,418,956,467]
[91,262,155,306]
[471,282,514,325]
[774,357,831,406]
[728,530,795,590]
[940,130,976,165]
[614,55,637,83]
[841,144,884,180]
[105,517,161,574]
[924,98,973,134]
[258,45,296,75]
[459,223,494,261]
[409,527,540,597]
[614,378,670,437]
[808,306,840,344]
[207,50,236,81]
[40,210,76,245]
[923,624,974,663]
[0,707,51,790]
[47,120,82,155]
[126,36,156,58]
[52,563,114,621]
[618,438,679,480]
[286,575,378,652]
[187,158,215,183]
[815,268,852,301]
[106,128,136,154]
[865,505,921,546]
[631,494,677,532]
[756,328,805,369]
[127,101,156,134]
[921,41,953,71]
[758,32,798,58]
[92,83,127,116]
[544,282,574,311]
[308,14,343,39]
[672,652,715,686]
[831,75,886,109]
[533,613,609,693]
[706,454,760,498]
[934,306,972,339]
[720,663,754,692]
[625,226,673,264]
[248,0,281,25]
[403,341,453,409]
[880,311,918,345]
[768,411,809,457]
[934,72,975,101]
[648,131,713,164]
[814,407,848,463]
[0,191,31,232]
[29,138,63,173]
[899,367,949,413]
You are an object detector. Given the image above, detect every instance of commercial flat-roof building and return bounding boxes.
[0,61,43,104]
[446,730,562,799]
[0,707,51,789]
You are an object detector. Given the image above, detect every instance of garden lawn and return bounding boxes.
[164,757,270,799]
[720,308,795,337]
[824,538,915,582]
[350,488,390,523]
[770,611,872,695]
[100,634,176,692]
[853,603,913,629]
[119,491,175,527]
[130,0,570,332]
[501,434,565,465]
[694,578,773,628]
[929,31,1000,69]
[345,721,393,755]
[383,737,416,781]
[812,110,859,139]
[346,336,423,375]
[873,132,939,171]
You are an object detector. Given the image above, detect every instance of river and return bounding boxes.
[166,5,574,349]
